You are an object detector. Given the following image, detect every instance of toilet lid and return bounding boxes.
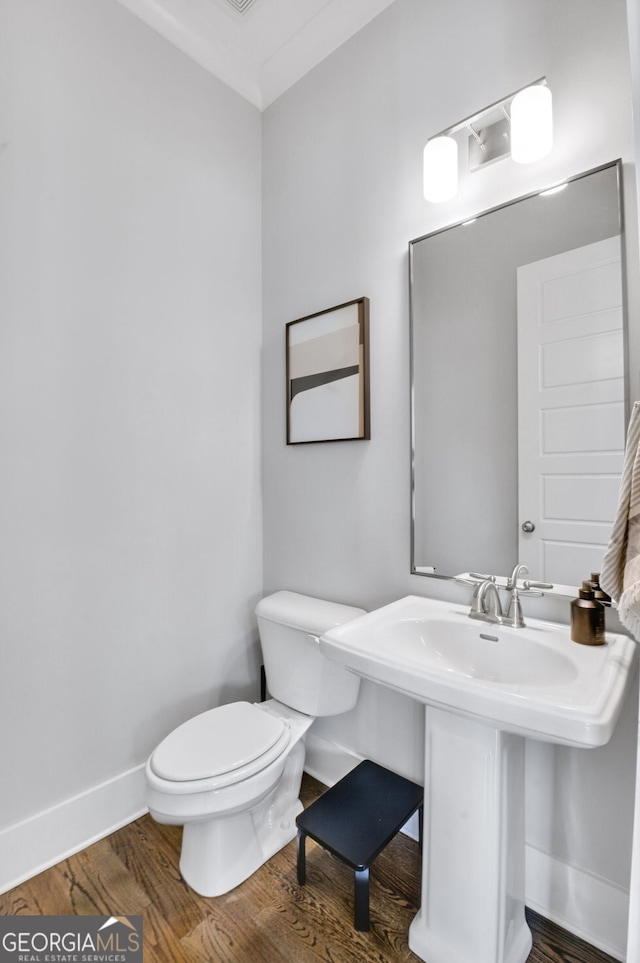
[150,702,287,782]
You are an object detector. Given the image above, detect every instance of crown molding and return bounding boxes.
[113,0,397,110]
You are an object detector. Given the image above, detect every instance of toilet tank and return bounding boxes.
[255,591,366,716]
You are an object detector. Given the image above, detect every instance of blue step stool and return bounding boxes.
[296,760,423,931]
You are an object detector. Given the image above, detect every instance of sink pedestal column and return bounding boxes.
[409,706,532,963]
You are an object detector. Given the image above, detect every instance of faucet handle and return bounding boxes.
[455,573,496,594]
[518,580,553,598]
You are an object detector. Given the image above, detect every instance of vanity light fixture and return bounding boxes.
[423,135,458,203]
[423,78,552,203]
[511,85,553,163]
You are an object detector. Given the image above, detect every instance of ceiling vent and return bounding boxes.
[223,0,257,12]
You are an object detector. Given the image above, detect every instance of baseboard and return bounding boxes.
[0,765,148,896]
[304,732,363,787]
[305,734,629,960]
[525,843,629,961]
[304,733,422,839]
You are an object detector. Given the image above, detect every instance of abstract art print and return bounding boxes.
[286,297,370,444]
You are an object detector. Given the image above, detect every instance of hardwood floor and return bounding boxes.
[0,774,621,963]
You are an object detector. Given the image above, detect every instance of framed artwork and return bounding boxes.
[286,297,370,445]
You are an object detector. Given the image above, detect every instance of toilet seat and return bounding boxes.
[149,702,291,791]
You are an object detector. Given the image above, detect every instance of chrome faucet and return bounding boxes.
[504,563,529,628]
[466,566,554,628]
[469,579,504,625]
[503,563,554,628]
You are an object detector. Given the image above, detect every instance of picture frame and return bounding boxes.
[286,297,370,445]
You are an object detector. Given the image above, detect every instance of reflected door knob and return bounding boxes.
[521,520,536,533]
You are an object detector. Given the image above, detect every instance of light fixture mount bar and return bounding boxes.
[468,116,511,170]
[433,77,547,140]
[466,124,484,147]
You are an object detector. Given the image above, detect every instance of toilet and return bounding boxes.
[145,590,365,897]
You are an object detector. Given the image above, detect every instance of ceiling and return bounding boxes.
[114,0,398,110]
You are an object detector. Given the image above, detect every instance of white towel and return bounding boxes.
[601,401,640,639]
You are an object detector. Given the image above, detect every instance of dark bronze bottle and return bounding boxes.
[571,581,605,645]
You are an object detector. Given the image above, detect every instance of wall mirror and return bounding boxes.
[410,160,627,596]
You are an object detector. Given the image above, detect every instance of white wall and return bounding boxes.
[0,0,263,888]
[263,0,638,957]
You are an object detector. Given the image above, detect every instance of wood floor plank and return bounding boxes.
[139,902,196,963]
[181,904,288,963]
[259,830,421,963]
[1,838,150,918]
[0,773,622,963]
[526,908,620,963]
[108,818,206,942]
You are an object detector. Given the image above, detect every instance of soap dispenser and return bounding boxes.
[588,572,611,604]
[570,581,605,646]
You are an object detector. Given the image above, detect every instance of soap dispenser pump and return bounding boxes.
[589,572,611,604]
[570,581,605,646]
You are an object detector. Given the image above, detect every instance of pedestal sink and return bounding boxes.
[320,595,636,963]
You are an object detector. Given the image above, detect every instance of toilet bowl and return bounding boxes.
[144,591,365,897]
[146,699,313,896]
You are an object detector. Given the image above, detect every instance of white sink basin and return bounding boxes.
[321,594,636,747]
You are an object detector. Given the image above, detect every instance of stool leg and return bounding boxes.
[354,867,370,931]
[297,830,307,885]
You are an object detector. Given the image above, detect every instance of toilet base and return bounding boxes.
[179,740,306,896]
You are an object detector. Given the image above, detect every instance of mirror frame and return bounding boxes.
[409,159,628,597]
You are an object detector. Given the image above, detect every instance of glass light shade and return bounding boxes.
[423,136,458,202]
[510,85,553,164]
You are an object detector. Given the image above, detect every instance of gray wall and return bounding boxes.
[0,0,263,835]
[263,0,638,955]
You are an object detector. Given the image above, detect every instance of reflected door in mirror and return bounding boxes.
[517,237,625,585]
